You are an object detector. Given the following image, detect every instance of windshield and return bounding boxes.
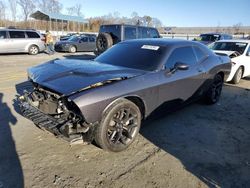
[68,36,80,42]
[95,43,167,71]
[210,42,248,54]
[200,34,220,42]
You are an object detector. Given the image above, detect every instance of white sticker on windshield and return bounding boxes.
[141,45,160,51]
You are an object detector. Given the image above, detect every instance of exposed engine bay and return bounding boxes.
[18,84,93,143]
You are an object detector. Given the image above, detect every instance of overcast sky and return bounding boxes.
[3,0,250,27]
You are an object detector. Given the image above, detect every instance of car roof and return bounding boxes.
[215,39,250,43]
[100,24,157,29]
[121,38,200,47]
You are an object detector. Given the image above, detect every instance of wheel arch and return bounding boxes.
[102,95,146,120]
[239,65,245,77]
[217,71,224,80]
[125,96,146,120]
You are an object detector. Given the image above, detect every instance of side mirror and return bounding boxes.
[174,62,189,71]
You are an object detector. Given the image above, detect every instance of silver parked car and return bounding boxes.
[0,28,45,55]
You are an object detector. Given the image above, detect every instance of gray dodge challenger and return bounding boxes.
[18,39,231,152]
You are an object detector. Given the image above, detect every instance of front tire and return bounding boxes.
[69,45,77,53]
[232,67,243,84]
[95,98,141,152]
[28,45,39,55]
[205,74,223,104]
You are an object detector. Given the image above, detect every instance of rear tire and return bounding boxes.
[96,33,113,53]
[205,74,223,104]
[69,45,77,53]
[232,67,243,84]
[95,98,141,152]
[28,45,39,55]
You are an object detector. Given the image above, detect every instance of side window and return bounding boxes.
[149,28,159,38]
[0,31,7,39]
[193,46,207,62]
[124,26,136,40]
[26,31,40,38]
[9,31,25,38]
[89,37,95,42]
[80,37,88,42]
[166,47,197,69]
[138,27,148,38]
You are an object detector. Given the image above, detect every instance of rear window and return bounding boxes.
[9,31,25,38]
[100,25,121,43]
[26,31,40,38]
[0,31,7,39]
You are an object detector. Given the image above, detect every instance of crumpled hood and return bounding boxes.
[213,50,238,57]
[28,59,146,96]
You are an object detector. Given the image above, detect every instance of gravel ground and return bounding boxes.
[0,52,250,188]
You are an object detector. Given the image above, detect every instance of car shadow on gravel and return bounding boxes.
[63,54,96,60]
[140,86,250,188]
[0,92,24,188]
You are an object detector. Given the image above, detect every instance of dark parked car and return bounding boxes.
[55,35,96,53]
[17,39,231,152]
[96,24,160,54]
[196,33,233,45]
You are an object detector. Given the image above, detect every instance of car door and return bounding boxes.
[88,36,96,51]
[242,44,250,76]
[78,36,88,51]
[158,46,206,106]
[8,30,27,52]
[0,30,10,53]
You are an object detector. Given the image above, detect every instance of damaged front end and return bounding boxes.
[17,85,94,143]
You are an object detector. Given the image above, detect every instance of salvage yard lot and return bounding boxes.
[0,53,250,188]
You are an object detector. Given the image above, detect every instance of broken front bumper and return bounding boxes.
[17,93,94,143]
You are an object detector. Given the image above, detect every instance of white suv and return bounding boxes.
[0,28,45,55]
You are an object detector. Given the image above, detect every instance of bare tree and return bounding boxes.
[8,0,17,21]
[143,15,152,26]
[67,3,83,17]
[0,1,6,20]
[66,7,74,15]
[233,22,242,34]
[151,17,162,28]
[17,0,36,21]
[39,0,62,14]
